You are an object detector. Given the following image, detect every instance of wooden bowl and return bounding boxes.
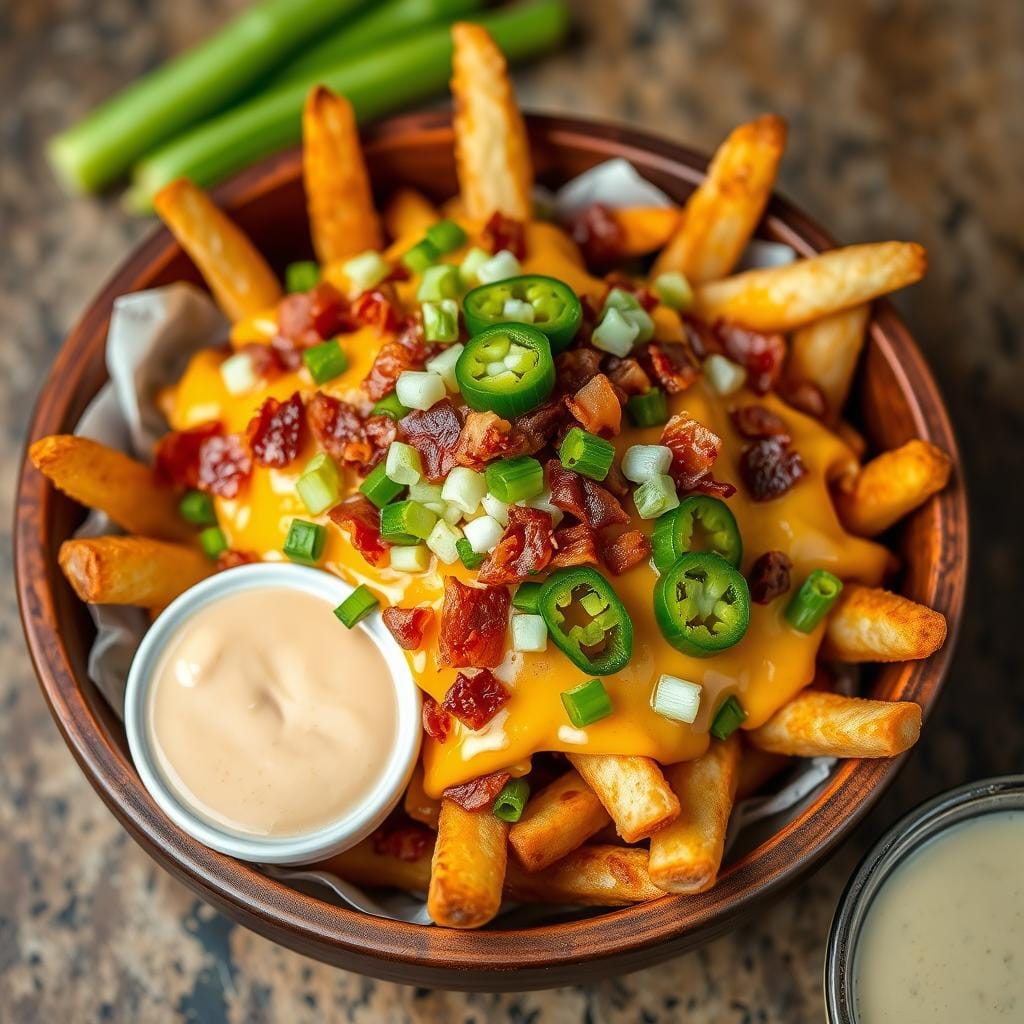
[15,113,967,990]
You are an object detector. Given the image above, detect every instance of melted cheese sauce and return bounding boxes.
[163,221,889,797]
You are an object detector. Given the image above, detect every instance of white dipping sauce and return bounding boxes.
[855,811,1024,1023]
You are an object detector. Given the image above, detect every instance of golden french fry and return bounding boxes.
[506,845,663,906]
[451,23,532,222]
[427,798,508,929]
[834,440,952,536]
[567,753,679,843]
[319,833,433,892]
[747,691,922,758]
[822,584,947,663]
[403,762,440,830]
[153,178,281,321]
[648,737,741,894]
[653,114,787,282]
[787,304,871,419]
[835,420,868,461]
[508,769,611,872]
[59,536,212,607]
[302,86,382,263]
[30,435,193,542]
[735,744,791,801]
[614,207,681,258]
[382,187,440,242]
[692,242,927,332]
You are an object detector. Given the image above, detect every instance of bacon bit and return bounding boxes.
[216,549,258,571]
[422,694,451,743]
[382,606,434,650]
[748,551,793,604]
[438,577,510,668]
[443,770,512,812]
[778,378,829,420]
[235,342,286,380]
[605,356,651,397]
[154,421,223,489]
[197,433,252,498]
[602,530,652,575]
[661,412,736,498]
[363,319,433,401]
[730,404,791,442]
[556,348,603,396]
[453,410,516,470]
[563,203,625,267]
[481,212,527,259]
[642,341,700,394]
[508,401,571,456]
[682,316,718,360]
[246,392,305,468]
[565,373,622,437]
[740,437,806,501]
[399,399,463,481]
[547,459,630,530]
[363,414,398,469]
[551,522,600,568]
[351,287,400,335]
[602,273,658,312]
[372,825,432,862]
[329,495,390,567]
[277,281,352,349]
[716,321,787,394]
[307,392,368,467]
[477,506,554,585]
[442,669,510,731]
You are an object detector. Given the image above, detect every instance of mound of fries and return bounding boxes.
[31,23,954,930]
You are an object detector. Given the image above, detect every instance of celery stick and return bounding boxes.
[48,0,370,194]
[269,0,485,87]
[126,0,569,212]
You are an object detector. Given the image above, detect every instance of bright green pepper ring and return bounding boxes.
[454,323,556,417]
[651,495,743,573]
[463,274,583,352]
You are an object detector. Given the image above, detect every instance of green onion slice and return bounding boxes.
[559,426,614,481]
[785,569,843,633]
[493,778,530,823]
[561,678,613,728]
[485,456,545,504]
[334,585,379,629]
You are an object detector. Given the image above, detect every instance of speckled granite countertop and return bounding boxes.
[3,0,1023,1020]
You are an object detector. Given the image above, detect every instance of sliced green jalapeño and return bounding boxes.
[651,495,743,573]
[654,552,750,657]
[539,566,633,676]
[462,274,583,352]
[454,323,555,417]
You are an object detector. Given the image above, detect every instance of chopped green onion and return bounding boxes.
[626,388,669,427]
[650,674,702,724]
[625,306,655,343]
[441,503,463,525]
[422,298,460,343]
[456,536,485,569]
[481,492,510,526]
[591,306,639,357]
[493,778,530,823]
[380,499,439,541]
[220,351,258,395]
[502,298,535,323]
[485,456,544,503]
[343,250,391,292]
[179,489,217,527]
[621,444,673,484]
[785,570,844,633]
[283,519,325,564]
[426,519,463,565]
[512,581,543,613]
[653,271,693,311]
[561,678,613,728]
[334,585,379,628]
[459,246,491,286]
[359,461,404,509]
[703,354,746,396]
[296,452,341,515]
[390,543,431,573]
[425,342,464,391]
[285,260,320,293]
[477,249,522,284]
[416,263,461,302]
[303,338,349,385]
[426,218,467,254]
[199,525,228,560]
[408,479,444,506]
[559,427,614,481]
[710,695,747,740]
[442,466,487,515]
[372,392,410,420]
[396,369,446,411]
[633,473,680,520]
[604,287,641,313]
[463,514,504,554]
[402,238,441,273]
[385,441,423,485]
[512,613,548,652]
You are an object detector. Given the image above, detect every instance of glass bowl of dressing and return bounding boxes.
[825,775,1024,1023]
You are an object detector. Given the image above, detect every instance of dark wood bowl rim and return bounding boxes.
[14,111,968,975]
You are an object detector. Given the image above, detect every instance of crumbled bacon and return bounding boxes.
[508,401,571,456]
[399,399,463,481]
[605,356,651,396]
[642,341,700,394]
[740,437,806,501]
[247,392,305,468]
[602,530,652,575]
[731,404,791,442]
[748,550,793,604]
[551,522,600,568]
[778,378,829,420]
[682,316,718,360]
[453,411,515,469]
[329,494,390,566]
[235,342,286,380]
[442,669,510,731]
[563,203,625,267]
[603,460,631,499]
[661,412,736,498]
[556,348,603,396]
[307,392,369,468]
[565,373,622,437]
[351,287,401,335]
[372,826,432,862]
[547,460,630,530]
[277,281,352,349]
[437,577,510,668]
[363,319,433,401]
[422,694,451,743]
[363,415,398,469]
[477,505,554,585]
[715,321,787,394]
[197,433,252,498]
[443,770,512,812]
[481,212,527,259]
[216,549,258,571]
[154,421,223,489]
[382,606,434,650]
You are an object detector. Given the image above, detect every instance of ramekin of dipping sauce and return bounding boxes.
[124,563,421,865]
[825,775,1024,1024]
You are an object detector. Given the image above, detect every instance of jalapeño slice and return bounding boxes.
[454,323,555,417]
[462,274,583,352]
[539,566,633,676]
[651,495,743,572]
[654,552,750,657]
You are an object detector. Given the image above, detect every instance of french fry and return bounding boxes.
[451,23,532,222]
[506,845,663,906]
[692,242,927,332]
[653,114,787,282]
[835,420,868,461]
[427,798,508,929]
[59,536,212,607]
[614,207,681,258]
[30,435,193,542]
[648,737,741,894]
[567,753,679,843]
[382,187,440,242]
[319,834,433,893]
[403,762,441,830]
[152,178,281,321]
[508,769,611,872]
[787,304,871,419]
[735,744,791,801]
[834,440,952,536]
[747,691,922,758]
[823,584,947,663]
[302,86,382,263]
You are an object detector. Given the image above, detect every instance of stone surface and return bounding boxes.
[2,0,1022,1020]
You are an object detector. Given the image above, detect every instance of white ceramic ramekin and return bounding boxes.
[124,562,422,865]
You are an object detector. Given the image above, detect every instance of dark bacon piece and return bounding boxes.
[551,522,600,568]
[363,414,398,469]
[547,460,630,530]
[682,316,718,360]
[748,551,793,604]
[556,347,603,396]
[329,494,390,567]
[247,392,305,468]
[216,549,258,571]
[453,411,516,470]
[443,770,512,812]
[197,433,252,498]
[154,421,223,489]
[363,319,433,401]
[777,378,829,421]
[481,212,527,259]
[372,826,431,862]
[603,460,630,499]
[740,437,806,501]
[399,399,463,481]
[605,356,651,397]
[602,530,652,575]
[422,694,452,743]
[351,287,400,335]
[563,203,625,267]
[307,392,371,468]
[438,577,510,668]
[382,606,434,650]
[564,372,622,437]
[477,505,554,585]
[731,404,791,442]
[508,401,570,456]
[661,412,735,498]
[642,341,700,394]
[715,321,787,394]
[441,669,510,731]
[277,281,352,350]
[235,342,286,381]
